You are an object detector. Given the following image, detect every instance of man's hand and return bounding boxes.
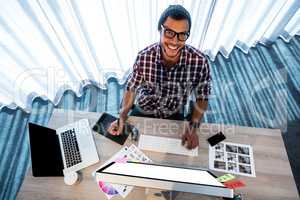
[181,124,199,149]
[108,118,125,136]
[181,99,207,149]
[107,90,135,136]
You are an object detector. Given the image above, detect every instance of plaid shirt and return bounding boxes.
[126,43,211,118]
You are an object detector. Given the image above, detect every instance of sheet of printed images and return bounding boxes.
[209,142,256,177]
[93,144,152,199]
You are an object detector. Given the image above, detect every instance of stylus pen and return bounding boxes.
[117,118,121,135]
[113,118,120,133]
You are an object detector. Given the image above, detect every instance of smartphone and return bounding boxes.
[93,113,132,145]
[207,132,226,146]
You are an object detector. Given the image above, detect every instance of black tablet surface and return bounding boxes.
[93,113,131,145]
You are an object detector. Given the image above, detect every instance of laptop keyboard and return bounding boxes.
[61,128,82,168]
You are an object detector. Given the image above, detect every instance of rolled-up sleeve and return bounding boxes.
[194,58,212,100]
[126,55,143,92]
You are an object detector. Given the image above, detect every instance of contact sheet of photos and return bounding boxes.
[209,142,256,177]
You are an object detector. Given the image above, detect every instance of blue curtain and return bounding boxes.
[0,35,299,200]
[206,36,300,130]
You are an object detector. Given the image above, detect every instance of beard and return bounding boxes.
[162,43,181,58]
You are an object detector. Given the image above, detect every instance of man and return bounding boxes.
[108,5,211,149]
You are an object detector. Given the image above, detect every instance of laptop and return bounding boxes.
[28,119,99,177]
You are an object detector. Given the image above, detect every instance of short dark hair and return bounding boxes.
[157,5,191,32]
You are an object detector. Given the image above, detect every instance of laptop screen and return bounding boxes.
[28,123,64,176]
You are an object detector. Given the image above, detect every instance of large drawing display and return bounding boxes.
[95,161,234,198]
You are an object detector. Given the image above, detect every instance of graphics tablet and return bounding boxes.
[93,113,131,145]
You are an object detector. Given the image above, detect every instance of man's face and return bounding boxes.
[160,17,189,63]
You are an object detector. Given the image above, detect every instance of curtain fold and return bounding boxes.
[1,0,300,110]
[206,36,300,129]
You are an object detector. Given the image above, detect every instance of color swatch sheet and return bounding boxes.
[94,144,152,199]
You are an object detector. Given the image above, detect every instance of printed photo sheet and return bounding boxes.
[209,142,256,177]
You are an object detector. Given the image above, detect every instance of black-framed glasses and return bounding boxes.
[161,25,190,42]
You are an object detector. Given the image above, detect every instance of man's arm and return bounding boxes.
[119,90,136,120]
[108,90,135,135]
[108,54,143,135]
[182,99,208,149]
[182,54,211,149]
[190,99,208,124]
